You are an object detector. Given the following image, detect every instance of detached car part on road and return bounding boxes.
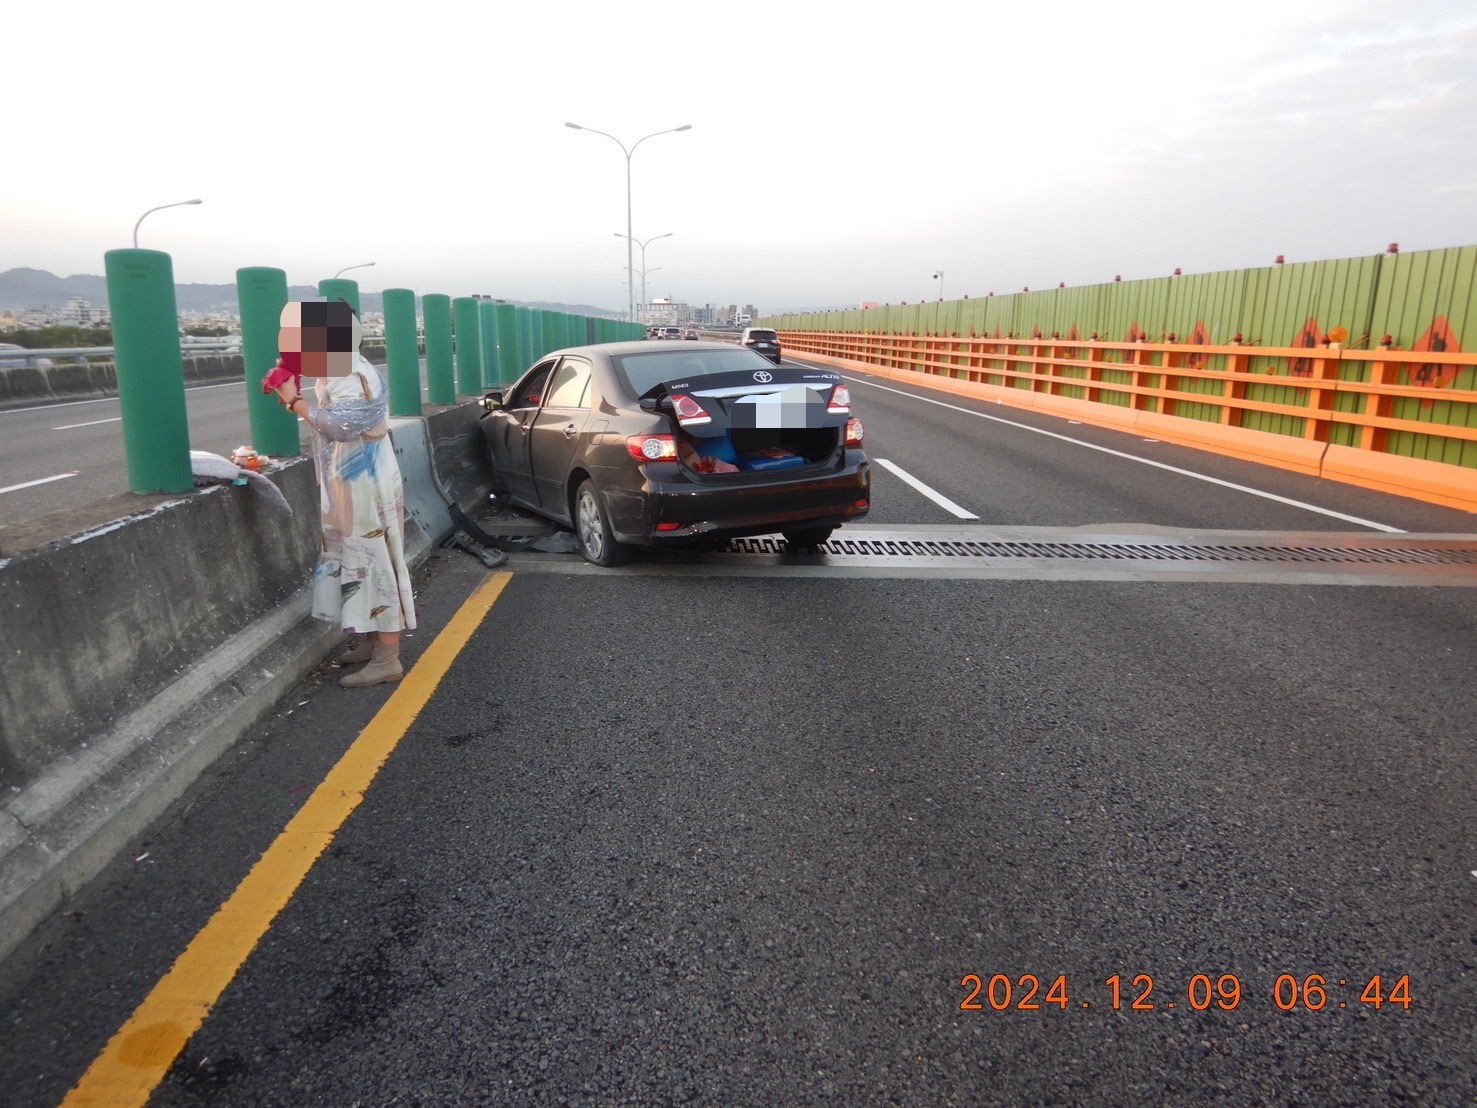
[478,341,870,566]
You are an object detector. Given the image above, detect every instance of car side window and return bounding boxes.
[543,357,592,408]
[509,361,557,407]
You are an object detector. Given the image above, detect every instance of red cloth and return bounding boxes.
[261,355,301,396]
[692,456,740,474]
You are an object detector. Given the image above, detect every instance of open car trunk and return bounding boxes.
[652,368,852,476]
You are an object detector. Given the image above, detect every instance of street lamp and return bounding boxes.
[566,121,692,323]
[627,266,662,316]
[615,232,672,311]
[933,270,945,301]
[334,261,376,279]
[132,198,202,248]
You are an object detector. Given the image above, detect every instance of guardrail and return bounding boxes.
[0,341,243,366]
[780,331,1477,453]
[779,330,1477,510]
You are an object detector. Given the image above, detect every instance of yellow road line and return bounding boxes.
[63,570,514,1106]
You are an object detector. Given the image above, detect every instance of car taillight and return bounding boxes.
[845,417,864,446]
[743,339,755,345]
[827,385,851,414]
[626,434,677,461]
[671,393,710,426]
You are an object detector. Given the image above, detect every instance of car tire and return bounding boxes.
[574,480,630,567]
[783,526,834,549]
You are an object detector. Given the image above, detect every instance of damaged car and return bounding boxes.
[477,341,870,565]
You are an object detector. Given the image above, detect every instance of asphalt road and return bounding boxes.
[0,358,426,531]
[1,357,1475,1105]
[0,383,262,527]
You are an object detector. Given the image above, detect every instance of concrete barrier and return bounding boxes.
[0,343,390,410]
[0,398,478,964]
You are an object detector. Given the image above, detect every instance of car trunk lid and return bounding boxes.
[656,368,850,473]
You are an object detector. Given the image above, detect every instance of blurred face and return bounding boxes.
[278,300,361,376]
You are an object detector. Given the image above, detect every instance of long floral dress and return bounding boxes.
[305,355,417,634]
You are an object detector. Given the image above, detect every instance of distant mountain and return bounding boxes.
[0,269,622,319]
[0,268,111,309]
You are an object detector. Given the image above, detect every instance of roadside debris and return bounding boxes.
[441,530,509,567]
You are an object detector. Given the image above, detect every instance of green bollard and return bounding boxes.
[495,303,520,385]
[105,249,193,493]
[541,310,564,359]
[237,266,298,457]
[518,306,538,364]
[452,297,483,396]
[317,278,361,316]
[422,294,455,405]
[478,299,499,389]
[383,288,421,417]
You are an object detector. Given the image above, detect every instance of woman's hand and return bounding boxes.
[274,381,300,408]
[361,421,389,441]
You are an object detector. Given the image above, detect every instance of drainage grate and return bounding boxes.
[722,535,1477,565]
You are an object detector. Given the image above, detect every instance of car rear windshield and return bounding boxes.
[747,330,777,340]
[614,347,776,397]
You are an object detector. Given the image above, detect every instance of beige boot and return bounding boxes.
[337,636,373,665]
[339,641,403,687]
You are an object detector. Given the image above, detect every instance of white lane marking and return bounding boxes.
[0,380,237,416]
[0,471,79,495]
[875,458,979,519]
[842,375,1404,534]
[54,417,123,430]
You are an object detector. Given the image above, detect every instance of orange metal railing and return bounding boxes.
[777,330,1477,510]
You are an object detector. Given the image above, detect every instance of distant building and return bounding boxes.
[639,298,690,327]
[65,297,101,325]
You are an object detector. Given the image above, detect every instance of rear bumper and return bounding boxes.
[604,454,871,544]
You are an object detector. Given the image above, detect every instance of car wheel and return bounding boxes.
[783,526,834,549]
[574,480,630,567]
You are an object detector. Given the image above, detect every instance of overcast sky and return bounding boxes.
[4,0,1474,314]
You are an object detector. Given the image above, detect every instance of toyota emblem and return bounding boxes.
[753,370,773,383]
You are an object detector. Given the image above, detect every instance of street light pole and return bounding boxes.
[639,267,662,308]
[933,270,945,301]
[567,121,692,324]
[132,199,203,248]
[334,261,376,279]
[615,232,672,320]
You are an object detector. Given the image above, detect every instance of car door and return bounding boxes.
[484,359,557,506]
[528,356,594,521]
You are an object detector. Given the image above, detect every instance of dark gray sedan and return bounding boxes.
[478,341,871,565]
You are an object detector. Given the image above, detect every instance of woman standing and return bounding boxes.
[270,299,416,686]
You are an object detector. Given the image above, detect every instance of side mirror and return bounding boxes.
[480,390,504,411]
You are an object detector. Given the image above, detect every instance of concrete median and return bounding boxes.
[0,397,489,963]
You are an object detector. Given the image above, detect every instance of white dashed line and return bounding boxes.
[0,471,79,495]
[875,459,979,519]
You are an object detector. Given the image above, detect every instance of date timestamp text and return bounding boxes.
[959,973,1412,1012]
